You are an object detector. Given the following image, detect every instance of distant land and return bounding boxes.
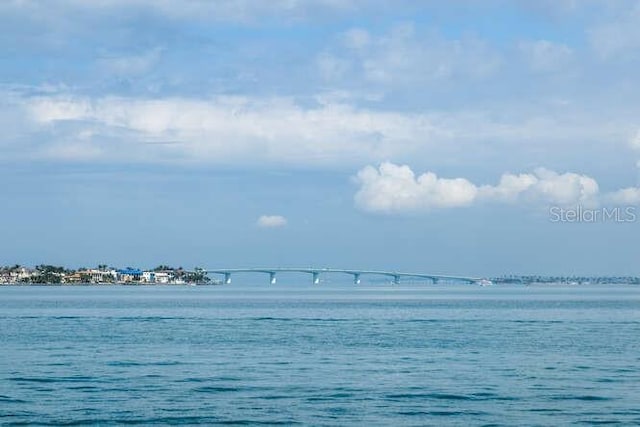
[0,264,210,285]
[0,264,638,286]
[491,275,640,285]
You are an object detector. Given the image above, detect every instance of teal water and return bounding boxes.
[0,284,639,425]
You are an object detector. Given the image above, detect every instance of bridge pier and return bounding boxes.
[312,272,320,285]
[269,272,277,284]
[224,272,232,284]
[392,275,400,285]
[353,273,361,284]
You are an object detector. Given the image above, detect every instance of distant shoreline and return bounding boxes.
[1,281,638,287]
[0,282,221,287]
[2,265,640,286]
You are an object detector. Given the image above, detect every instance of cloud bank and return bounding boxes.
[24,94,436,165]
[13,92,630,169]
[354,162,638,214]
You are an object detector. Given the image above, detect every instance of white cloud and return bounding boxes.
[257,215,287,228]
[526,168,600,206]
[14,81,640,185]
[9,90,633,169]
[354,162,615,214]
[354,163,477,212]
[30,97,92,122]
[478,172,539,202]
[25,94,447,165]
[606,187,640,205]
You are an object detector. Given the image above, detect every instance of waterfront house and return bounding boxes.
[117,268,143,283]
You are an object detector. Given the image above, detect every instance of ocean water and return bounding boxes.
[0,283,639,426]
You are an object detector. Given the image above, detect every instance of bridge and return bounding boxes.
[203,268,482,285]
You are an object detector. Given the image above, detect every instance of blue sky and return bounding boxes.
[2,0,640,275]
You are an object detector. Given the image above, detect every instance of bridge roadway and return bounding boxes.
[203,268,480,285]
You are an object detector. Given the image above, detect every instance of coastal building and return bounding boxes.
[140,270,174,284]
[142,271,155,283]
[0,267,33,284]
[63,272,83,283]
[116,268,143,283]
[88,269,116,283]
[153,271,173,284]
[63,269,117,284]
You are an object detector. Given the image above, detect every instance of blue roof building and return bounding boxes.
[117,268,143,276]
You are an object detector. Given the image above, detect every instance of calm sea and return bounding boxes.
[0,284,639,426]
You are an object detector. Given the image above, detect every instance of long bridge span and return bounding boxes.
[203,268,483,285]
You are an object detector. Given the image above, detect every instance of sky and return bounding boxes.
[2,0,640,276]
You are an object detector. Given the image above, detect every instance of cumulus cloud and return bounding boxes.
[512,167,599,206]
[257,215,287,228]
[354,162,628,214]
[354,163,477,212]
